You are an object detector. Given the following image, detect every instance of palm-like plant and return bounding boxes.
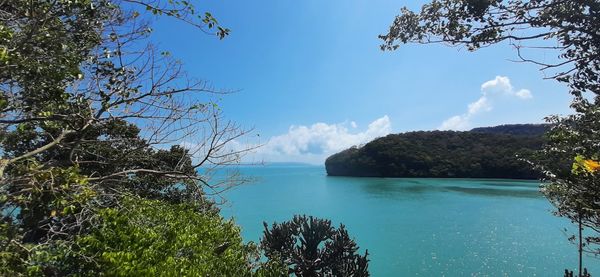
[261,215,369,277]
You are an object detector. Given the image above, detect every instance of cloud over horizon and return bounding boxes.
[251,115,392,164]
[439,76,532,130]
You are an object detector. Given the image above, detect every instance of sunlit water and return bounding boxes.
[217,164,599,276]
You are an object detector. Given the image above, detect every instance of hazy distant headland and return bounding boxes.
[325,124,549,179]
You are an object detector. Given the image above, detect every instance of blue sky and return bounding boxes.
[151,0,573,164]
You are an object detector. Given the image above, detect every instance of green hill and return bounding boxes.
[325,124,546,179]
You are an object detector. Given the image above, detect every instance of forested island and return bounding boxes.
[325,124,548,179]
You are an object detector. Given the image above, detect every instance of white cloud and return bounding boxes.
[439,76,533,130]
[251,115,392,164]
[481,76,512,95]
[467,96,491,114]
[515,89,533,99]
[480,76,533,99]
[439,115,470,131]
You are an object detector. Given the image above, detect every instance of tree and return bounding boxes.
[379,0,600,97]
[0,0,254,274]
[261,215,370,277]
[529,98,600,276]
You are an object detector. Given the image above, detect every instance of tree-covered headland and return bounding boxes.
[326,124,547,179]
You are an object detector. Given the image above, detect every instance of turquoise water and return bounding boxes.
[218,165,599,276]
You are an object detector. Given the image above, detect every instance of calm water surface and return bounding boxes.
[218,165,599,276]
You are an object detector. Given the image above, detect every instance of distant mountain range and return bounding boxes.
[263,162,313,167]
[325,124,549,179]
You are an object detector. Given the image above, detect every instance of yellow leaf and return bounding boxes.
[583,159,600,173]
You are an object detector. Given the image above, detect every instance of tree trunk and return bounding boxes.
[578,215,583,277]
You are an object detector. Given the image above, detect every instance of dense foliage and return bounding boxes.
[261,215,369,277]
[326,126,544,178]
[79,198,251,276]
[2,198,259,276]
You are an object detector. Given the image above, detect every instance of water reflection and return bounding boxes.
[479,181,541,188]
[444,186,541,198]
[328,177,543,199]
[362,183,435,199]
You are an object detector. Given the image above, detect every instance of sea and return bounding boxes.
[217,164,599,276]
